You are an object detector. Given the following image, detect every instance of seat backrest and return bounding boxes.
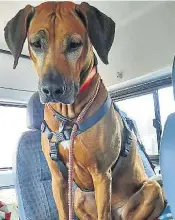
[160,57,175,217]
[15,92,155,219]
[26,92,44,130]
[15,92,58,220]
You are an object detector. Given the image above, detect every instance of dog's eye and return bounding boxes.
[68,41,82,52]
[30,40,42,49]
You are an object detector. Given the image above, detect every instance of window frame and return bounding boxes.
[110,75,171,102]
[109,75,173,162]
[0,75,172,169]
[0,102,27,108]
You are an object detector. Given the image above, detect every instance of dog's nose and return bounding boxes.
[40,69,66,101]
[41,84,65,97]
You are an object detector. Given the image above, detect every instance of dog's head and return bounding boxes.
[4,1,115,104]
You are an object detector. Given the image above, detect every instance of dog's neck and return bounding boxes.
[44,60,108,121]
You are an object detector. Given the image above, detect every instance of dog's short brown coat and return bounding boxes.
[4,2,165,219]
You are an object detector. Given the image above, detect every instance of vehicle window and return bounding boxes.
[0,106,27,168]
[159,86,175,130]
[116,94,158,155]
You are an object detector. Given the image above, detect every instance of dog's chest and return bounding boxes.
[48,119,96,190]
[59,138,94,190]
[60,140,70,149]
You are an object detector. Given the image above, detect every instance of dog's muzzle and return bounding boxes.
[38,69,78,104]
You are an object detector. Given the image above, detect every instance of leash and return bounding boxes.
[46,76,101,220]
[68,76,101,220]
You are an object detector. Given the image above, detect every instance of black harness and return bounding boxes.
[41,94,132,190]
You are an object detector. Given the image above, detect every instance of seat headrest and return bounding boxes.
[27,92,44,130]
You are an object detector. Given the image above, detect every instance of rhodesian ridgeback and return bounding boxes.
[4,1,165,219]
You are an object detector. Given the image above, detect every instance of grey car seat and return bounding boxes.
[160,57,175,218]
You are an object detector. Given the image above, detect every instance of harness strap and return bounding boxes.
[41,120,72,161]
[77,94,112,134]
[41,96,133,192]
[113,103,132,157]
[41,120,53,140]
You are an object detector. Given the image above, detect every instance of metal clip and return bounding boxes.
[122,144,130,157]
[63,129,72,140]
[41,121,46,133]
[49,142,59,161]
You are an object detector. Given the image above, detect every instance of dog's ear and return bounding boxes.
[4,5,35,69]
[75,2,115,64]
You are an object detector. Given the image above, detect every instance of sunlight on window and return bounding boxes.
[0,106,27,168]
[117,94,158,155]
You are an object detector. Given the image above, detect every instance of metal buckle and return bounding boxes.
[49,142,59,161]
[47,132,53,140]
[63,129,72,140]
[50,153,58,161]
[121,132,131,157]
[41,121,46,133]
[121,145,130,157]
[127,134,132,144]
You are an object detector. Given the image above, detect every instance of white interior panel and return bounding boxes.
[0,53,37,91]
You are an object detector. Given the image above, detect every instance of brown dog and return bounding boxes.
[4,1,165,220]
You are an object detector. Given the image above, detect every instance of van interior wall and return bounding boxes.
[108,1,175,88]
[0,1,175,103]
[0,53,37,104]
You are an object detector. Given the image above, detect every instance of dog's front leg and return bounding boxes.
[42,136,68,220]
[51,170,68,220]
[92,170,112,220]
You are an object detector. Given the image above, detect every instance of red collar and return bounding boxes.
[79,66,97,93]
